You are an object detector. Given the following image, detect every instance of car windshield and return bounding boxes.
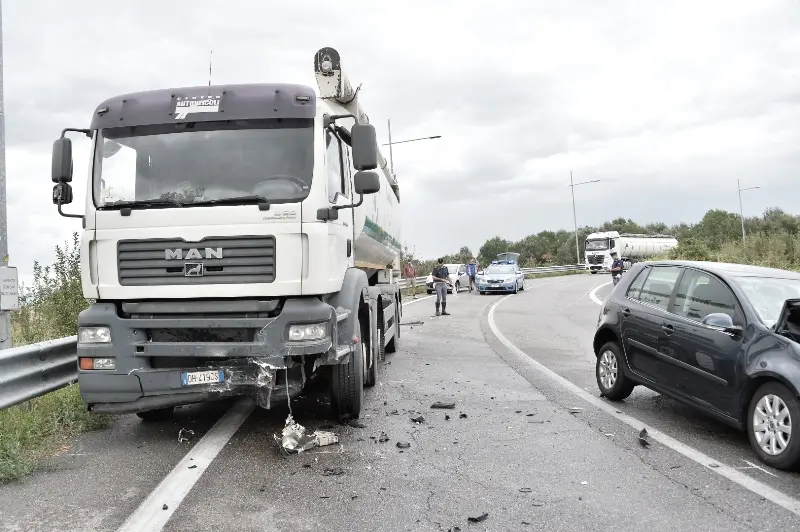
[447,265,460,275]
[732,276,800,328]
[585,239,609,251]
[93,118,313,208]
[485,265,515,275]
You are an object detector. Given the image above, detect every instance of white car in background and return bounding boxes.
[426,263,469,294]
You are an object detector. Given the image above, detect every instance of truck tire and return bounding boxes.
[330,317,365,420]
[365,314,377,388]
[386,299,400,353]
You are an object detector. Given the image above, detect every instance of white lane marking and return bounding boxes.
[589,282,612,306]
[737,459,779,478]
[117,398,255,532]
[402,294,434,306]
[487,295,800,518]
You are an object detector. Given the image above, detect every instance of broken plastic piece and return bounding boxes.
[396,441,411,449]
[410,415,425,424]
[274,415,339,455]
[467,513,488,523]
[378,432,390,443]
[322,467,345,476]
[519,488,532,493]
[430,401,456,409]
[569,407,583,414]
[459,413,467,419]
[178,428,195,443]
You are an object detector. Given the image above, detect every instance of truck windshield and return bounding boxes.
[585,239,609,252]
[93,118,313,208]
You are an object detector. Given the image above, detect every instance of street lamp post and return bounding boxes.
[568,171,601,265]
[382,119,441,178]
[737,179,760,246]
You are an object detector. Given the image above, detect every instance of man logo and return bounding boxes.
[165,248,223,260]
[184,263,204,277]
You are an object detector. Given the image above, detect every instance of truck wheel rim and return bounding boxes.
[753,394,792,456]
[598,350,617,389]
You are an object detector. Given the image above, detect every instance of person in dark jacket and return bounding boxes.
[431,258,451,316]
[610,252,624,286]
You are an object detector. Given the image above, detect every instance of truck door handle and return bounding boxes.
[347,239,352,257]
[661,323,674,334]
[621,308,631,318]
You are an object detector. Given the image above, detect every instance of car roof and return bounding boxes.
[642,260,800,280]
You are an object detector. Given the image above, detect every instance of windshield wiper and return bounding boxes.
[99,199,185,210]
[190,195,271,210]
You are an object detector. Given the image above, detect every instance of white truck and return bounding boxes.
[584,231,678,273]
[49,47,402,421]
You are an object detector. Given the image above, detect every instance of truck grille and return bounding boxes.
[117,236,276,286]
[587,255,604,265]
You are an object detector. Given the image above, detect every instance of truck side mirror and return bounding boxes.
[351,124,378,171]
[52,138,74,183]
[52,182,74,205]
[354,171,380,195]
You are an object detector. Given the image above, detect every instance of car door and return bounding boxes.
[515,268,523,289]
[457,265,467,288]
[619,265,683,391]
[662,268,744,414]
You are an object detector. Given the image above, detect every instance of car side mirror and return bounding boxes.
[702,313,742,334]
[354,170,380,195]
[351,124,378,171]
[52,137,73,183]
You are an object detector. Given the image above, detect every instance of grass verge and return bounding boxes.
[0,384,113,483]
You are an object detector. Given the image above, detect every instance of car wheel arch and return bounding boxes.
[593,327,620,357]
[739,372,800,426]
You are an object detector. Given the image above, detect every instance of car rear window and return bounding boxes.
[626,268,649,299]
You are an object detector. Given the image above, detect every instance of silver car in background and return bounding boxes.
[426,264,469,294]
[476,263,525,294]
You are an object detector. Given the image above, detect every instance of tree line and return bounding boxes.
[402,207,800,274]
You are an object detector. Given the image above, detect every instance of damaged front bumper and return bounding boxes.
[77,297,353,414]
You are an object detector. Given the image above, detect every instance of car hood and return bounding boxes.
[481,272,516,280]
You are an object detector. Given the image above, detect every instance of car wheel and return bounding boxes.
[591,271,597,274]
[747,382,800,470]
[455,281,460,293]
[596,342,635,400]
[427,290,433,294]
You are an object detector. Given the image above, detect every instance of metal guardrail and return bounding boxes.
[0,335,78,410]
[0,264,588,410]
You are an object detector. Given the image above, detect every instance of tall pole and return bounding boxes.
[570,171,579,265]
[387,119,395,177]
[738,178,746,246]
[0,0,11,349]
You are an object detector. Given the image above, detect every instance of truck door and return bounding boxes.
[325,130,353,284]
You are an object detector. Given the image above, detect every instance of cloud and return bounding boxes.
[4,0,800,276]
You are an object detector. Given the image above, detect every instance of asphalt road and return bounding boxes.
[1,275,799,531]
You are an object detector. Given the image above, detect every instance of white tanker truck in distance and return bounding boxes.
[584,231,678,273]
[49,47,402,421]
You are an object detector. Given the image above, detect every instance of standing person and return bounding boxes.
[431,258,451,316]
[609,252,624,286]
[403,261,418,299]
[465,258,478,292]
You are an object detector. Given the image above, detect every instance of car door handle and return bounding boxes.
[661,323,674,335]
[621,308,631,318]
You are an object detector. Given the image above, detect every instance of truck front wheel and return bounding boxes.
[330,317,365,420]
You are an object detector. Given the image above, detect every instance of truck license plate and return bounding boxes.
[181,369,224,386]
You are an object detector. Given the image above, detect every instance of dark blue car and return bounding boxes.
[593,260,800,470]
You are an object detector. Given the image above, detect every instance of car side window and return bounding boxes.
[458,266,465,275]
[673,269,740,323]
[626,268,650,300]
[639,266,681,310]
[325,130,344,202]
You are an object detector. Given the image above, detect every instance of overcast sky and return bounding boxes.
[4,0,800,282]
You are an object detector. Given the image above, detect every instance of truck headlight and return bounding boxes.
[78,326,111,344]
[288,322,327,341]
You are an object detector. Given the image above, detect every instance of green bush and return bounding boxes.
[3,233,112,483]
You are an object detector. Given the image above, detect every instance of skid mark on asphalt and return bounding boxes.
[486,292,800,518]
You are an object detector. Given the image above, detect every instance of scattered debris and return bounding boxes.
[431,401,456,409]
[568,407,583,414]
[459,413,468,419]
[515,410,522,413]
[396,441,411,449]
[348,420,367,429]
[320,496,330,499]
[188,464,197,469]
[669,465,681,469]
[274,415,339,455]
[519,488,532,493]
[638,428,650,448]
[526,413,535,417]
[351,495,358,500]
[580,481,588,486]
[410,415,425,424]
[303,464,312,468]
[467,512,489,523]
[522,521,531,525]
[604,433,613,437]
[162,504,169,510]
[709,463,719,468]
[177,428,195,443]
[322,467,345,476]
[445,415,451,421]
[402,320,425,326]
[448,527,462,532]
